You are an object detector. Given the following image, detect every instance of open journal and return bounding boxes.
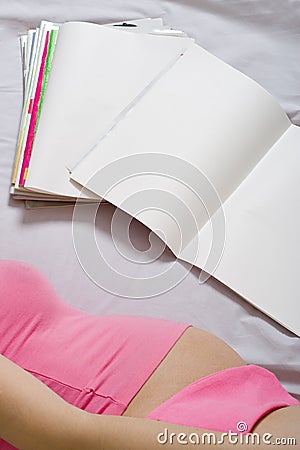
[12,20,300,336]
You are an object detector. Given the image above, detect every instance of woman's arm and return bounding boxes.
[0,355,298,450]
[0,354,82,449]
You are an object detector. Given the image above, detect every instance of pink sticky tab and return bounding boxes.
[28,99,33,114]
[19,31,50,186]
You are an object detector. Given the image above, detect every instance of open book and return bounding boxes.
[15,21,300,336]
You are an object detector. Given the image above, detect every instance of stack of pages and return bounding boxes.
[11,18,190,206]
[11,19,300,336]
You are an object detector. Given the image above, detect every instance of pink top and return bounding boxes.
[0,260,190,415]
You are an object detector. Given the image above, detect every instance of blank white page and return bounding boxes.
[71,43,290,249]
[25,22,192,197]
[190,124,300,336]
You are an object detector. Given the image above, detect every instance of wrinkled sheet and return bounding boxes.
[0,0,299,400]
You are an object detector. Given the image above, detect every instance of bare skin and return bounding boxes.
[123,326,245,417]
[0,326,299,449]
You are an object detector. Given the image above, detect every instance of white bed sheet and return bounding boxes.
[0,0,299,400]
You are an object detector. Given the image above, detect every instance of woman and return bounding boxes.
[0,260,299,449]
